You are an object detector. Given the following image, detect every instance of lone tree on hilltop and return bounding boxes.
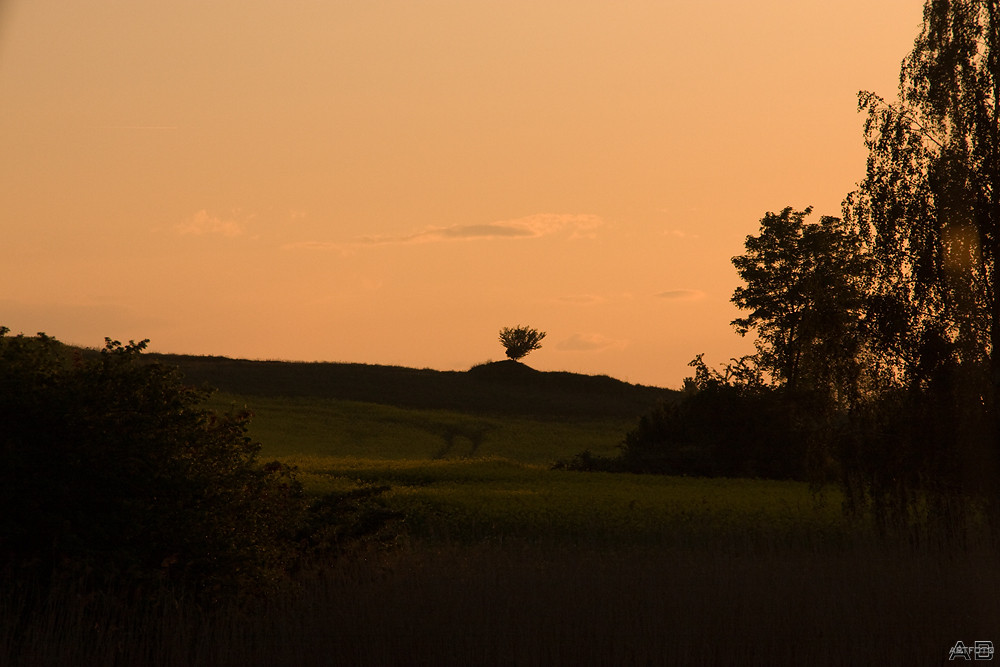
[499,325,546,362]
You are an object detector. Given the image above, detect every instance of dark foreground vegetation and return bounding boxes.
[5,540,997,667]
[0,330,399,607]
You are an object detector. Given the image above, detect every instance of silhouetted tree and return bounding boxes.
[847,0,997,406]
[731,207,870,403]
[840,0,999,536]
[499,325,546,362]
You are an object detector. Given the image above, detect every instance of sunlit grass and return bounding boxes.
[210,391,884,550]
[281,455,851,548]
[211,392,632,463]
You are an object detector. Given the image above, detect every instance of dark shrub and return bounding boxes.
[838,362,996,542]
[617,381,806,479]
[557,355,809,480]
[0,329,386,602]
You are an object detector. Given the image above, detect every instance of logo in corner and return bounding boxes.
[949,640,994,661]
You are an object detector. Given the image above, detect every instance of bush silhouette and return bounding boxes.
[617,381,805,479]
[0,329,396,602]
[558,356,807,480]
[499,325,546,362]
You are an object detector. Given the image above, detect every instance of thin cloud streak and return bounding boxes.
[555,332,628,353]
[176,210,245,238]
[553,294,606,306]
[357,221,536,245]
[663,229,700,239]
[655,289,705,301]
[285,213,603,251]
[101,125,178,130]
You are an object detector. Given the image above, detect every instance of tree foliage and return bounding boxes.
[615,355,806,479]
[845,0,997,405]
[557,355,809,481]
[731,207,870,402]
[840,0,999,527]
[0,329,397,602]
[499,325,546,362]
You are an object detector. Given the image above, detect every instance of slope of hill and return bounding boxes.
[145,354,676,419]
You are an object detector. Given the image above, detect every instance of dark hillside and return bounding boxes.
[144,354,676,419]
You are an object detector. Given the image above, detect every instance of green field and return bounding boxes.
[223,393,632,463]
[204,382,846,549]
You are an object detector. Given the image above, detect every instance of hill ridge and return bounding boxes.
[145,353,675,419]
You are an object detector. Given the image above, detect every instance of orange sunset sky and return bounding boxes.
[1,1,925,388]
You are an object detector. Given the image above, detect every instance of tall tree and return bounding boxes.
[840,0,999,532]
[844,0,998,442]
[731,207,869,403]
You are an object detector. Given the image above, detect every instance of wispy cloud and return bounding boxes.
[552,294,606,306]
[655,289,705,301]
[176,209,246,238]
[663,229,700,239]
[102,125,178,130]
[284,240,338,250]
[357,221,536,245]
[284,213,603,251]
[555,332,628,353]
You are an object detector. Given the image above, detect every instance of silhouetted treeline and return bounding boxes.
[567,0,1000,541]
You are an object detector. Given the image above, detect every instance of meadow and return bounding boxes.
[212,387,850,548]
[6,357,998,665]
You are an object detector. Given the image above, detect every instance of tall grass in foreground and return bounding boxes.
[4,536,997,666]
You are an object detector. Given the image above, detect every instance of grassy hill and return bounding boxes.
[145,354,676,419]
[142,353,677,464]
